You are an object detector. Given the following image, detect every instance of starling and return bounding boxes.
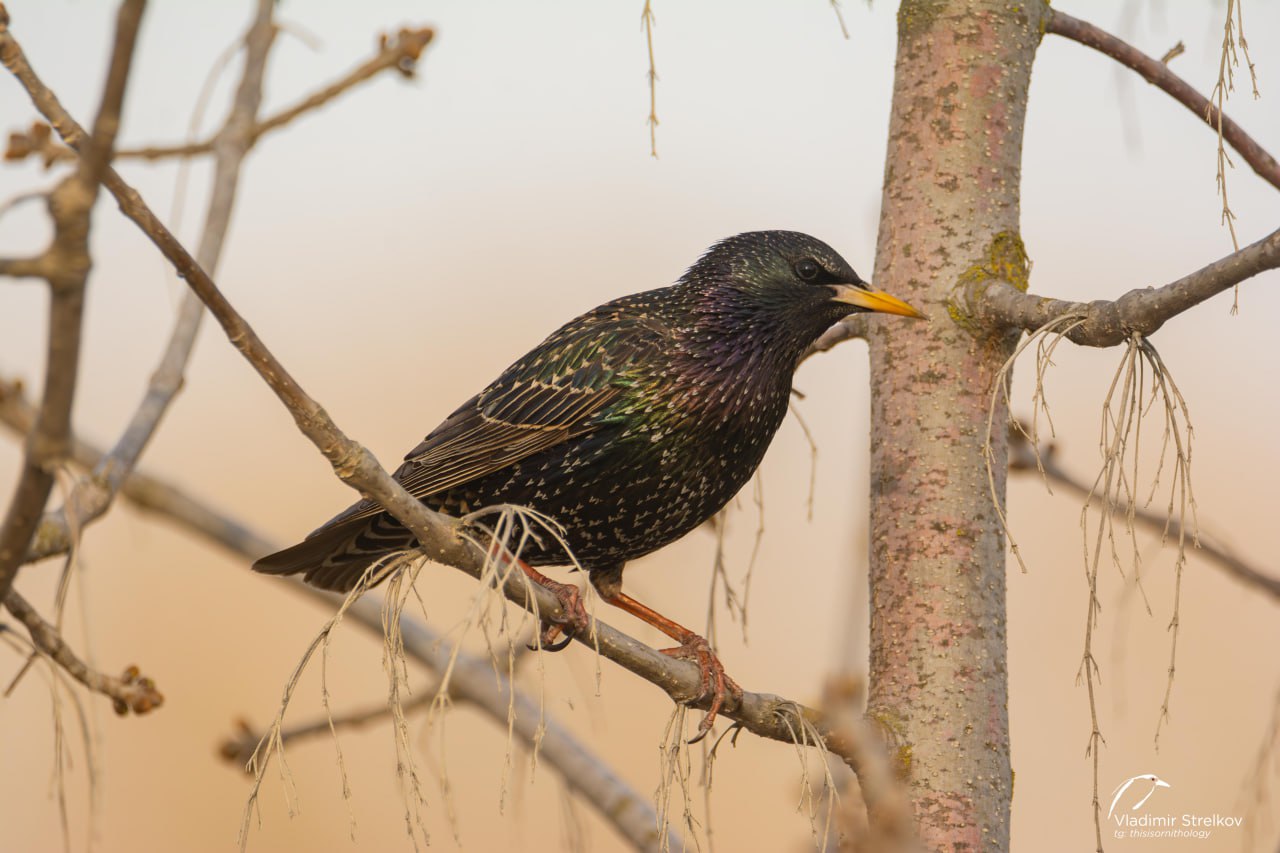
[254,231,922,733]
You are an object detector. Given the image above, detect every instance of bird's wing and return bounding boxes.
[395,366,622,498]
[316,306,665,532]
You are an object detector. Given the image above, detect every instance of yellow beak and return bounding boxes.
[830,283,925,319]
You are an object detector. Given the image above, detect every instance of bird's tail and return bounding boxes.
[252,512,419,593]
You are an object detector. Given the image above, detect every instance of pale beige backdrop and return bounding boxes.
[1,1,1278,851]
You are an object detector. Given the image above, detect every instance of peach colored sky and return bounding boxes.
[2,1,1278,851]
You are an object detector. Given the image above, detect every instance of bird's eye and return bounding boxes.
[795,258,820,281]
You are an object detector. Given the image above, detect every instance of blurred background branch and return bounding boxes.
[1008,423,1280,601]
[0,0,145,602]
[0,370,684,852]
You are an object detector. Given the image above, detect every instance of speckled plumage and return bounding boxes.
[254,231,917,594]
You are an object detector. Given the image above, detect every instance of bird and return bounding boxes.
[253,230,922,735]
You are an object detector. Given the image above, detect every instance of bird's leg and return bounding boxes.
[596,588,742,742]
[503,555,590,652]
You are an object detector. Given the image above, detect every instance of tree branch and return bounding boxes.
[966,226,1280,346]
[11,13,437,568]
[4,589,163,714]
[801,314,869,363]
[1,3,887,791]
[0,376,682,853]
[221,696,432,762]
[3,29,435,168]
[0,13,682,845]
[0,373,275,560]
[1008,428,1280,602]
[0,254,49,278]
[17,0,277,568]
[350,593,684,853]
[113,26,434,161]
[821,676,921,853]
[1045,8,1280,192]
[0,0,146,602]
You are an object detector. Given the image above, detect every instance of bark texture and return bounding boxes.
[866,2,1048,848]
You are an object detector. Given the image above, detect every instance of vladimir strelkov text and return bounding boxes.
[1112,813,1244,828]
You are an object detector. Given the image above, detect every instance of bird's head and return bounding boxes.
[678,231,922,359]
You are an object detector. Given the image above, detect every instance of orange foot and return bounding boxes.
[528,576,590,652]
[660,633,743,743]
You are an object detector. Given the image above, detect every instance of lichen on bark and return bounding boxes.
[947,230,1032,334]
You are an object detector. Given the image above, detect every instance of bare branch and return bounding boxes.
[6,15,438,568]
[2,6,890,788]
[0,254,48,278]
[1045,8,1280,193]
[3,589,163,714]
[0,0,146,602]
[1009,428,1280,602]
[967,226,1280,346]
[829,1,851,40]
[113,26,434,161]
[376,598,686,853]
[0,379,681,853]
[220,698,430,764]
[821,676,920,853]
[17,0,277,569]
[6,383,882,822]
[801,314,869,363]
[0,374,272,560]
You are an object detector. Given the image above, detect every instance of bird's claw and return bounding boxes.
[536,621,574,652]
[660,634,742,743]
[526,578,590,653]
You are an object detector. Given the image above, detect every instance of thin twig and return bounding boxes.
[0,254,49,278]
[829,1,851,40]
[113,26,434,161]
[1208,0,1260,254]
[0,373,275,560]
[641,1,658,158]
[1139,339,1196,748]
[3,589,163,714]
[1043,332,1198,850]
[23,0,276,571]
[0,0,146,602]
[13,14,439,568]
[1077,338,1141,853]
[0,623,99,853]
[219,640,529,770]
[983,314,1088,574]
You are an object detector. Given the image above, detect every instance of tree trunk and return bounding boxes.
[866,1,1046,848]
